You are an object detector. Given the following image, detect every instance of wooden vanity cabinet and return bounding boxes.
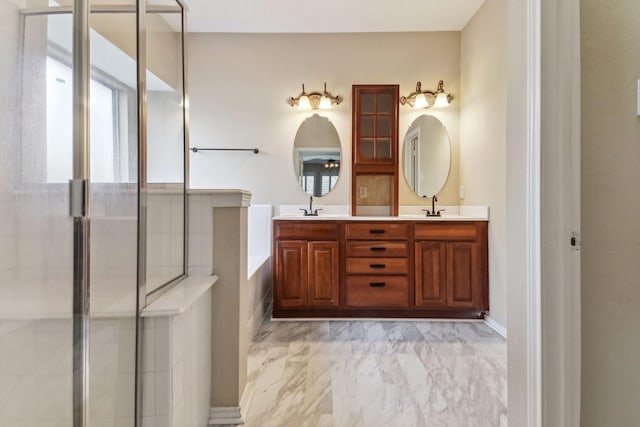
[273,223,340,311]
[344,222,410,309]
[273,219,488,318]
[414,222,489,311]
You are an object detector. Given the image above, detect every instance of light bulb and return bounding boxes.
[433,92,450,108]
[413,93,428,109]
[319,95,332,109]
[298,95,311,110]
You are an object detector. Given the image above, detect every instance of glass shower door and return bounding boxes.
[0,3,141,426]
[0,2,188,425]
[88,5,139,427]
[0,4,76,425]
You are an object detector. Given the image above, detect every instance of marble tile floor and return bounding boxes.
[238,319,507,427]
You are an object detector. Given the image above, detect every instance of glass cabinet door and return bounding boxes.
[354,87,398,164]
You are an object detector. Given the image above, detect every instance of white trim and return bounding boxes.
[484,315,507,339]
[526,0,542,425]
[539,0,582,424]
[209,406,244,426]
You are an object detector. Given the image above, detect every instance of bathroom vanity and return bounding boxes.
[280,86,489,319]
[272,216,488,319]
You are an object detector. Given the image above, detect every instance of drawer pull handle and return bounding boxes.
[369,282,386,288]
[370,247,387,252]
[369,229,386,234]
[370,263,386,269]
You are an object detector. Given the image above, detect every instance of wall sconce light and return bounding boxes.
[400,80,452,109]
[324,159,340,169]
[288,83,343,110]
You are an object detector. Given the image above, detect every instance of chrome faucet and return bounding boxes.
[422,195,445,217]
[300,196,321,216]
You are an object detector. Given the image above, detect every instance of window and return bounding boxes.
[302,175,315,196]
[46,56,131,183]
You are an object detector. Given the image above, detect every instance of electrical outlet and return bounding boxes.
[359,186,368,198]
[459,185,465,199]
[637,80,640,116]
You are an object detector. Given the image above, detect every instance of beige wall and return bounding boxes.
[460,0,508,327]
[187,32,461,210]
[581,0,640,425]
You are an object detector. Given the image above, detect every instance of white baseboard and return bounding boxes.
[484,315,507,338]
[209,406,244,426]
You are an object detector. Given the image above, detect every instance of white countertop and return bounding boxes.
[273,214,488,221]
[276,205,489,221]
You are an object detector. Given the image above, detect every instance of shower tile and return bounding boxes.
[142,372,156,416]
[170,196,184,234]
[0,374,37,421]
[155,327,171,372]
[17,234,46,273]
[155,370,171,416]
[171,351,186,406]
[36,374,72,420]
[187,199,204,234]
[114,372,136,418]
[187,233,202,267]
[117,327,136,374]
[89,374,116,421]
[35,419,73,427]
[1,320,37,375]
[0,235,16,270]
[36,330,72,375]
[115,416,136,427]
[143,326,156,373]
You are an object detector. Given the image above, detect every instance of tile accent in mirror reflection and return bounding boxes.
[241,320,507,427]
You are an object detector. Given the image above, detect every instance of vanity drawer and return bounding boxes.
[346,241,408,258]
[275,222,339,240]
[345,223,409,240]
[346,257,408,275]
[414,223,479,241]
[345,276,408,307]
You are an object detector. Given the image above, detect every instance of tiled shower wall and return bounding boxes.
[0,317,137,426]
[141,289,212,427]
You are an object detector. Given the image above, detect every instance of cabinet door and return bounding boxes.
[307,241,339,307]
[275,240,307,307]
[446,242,481,308]
[414,241,447,307]
[353,86,399,165]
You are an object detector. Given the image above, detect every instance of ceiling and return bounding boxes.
[182,0,486,33]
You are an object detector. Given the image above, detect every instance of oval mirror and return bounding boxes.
[402,115,451,197]
[293,114,341,197]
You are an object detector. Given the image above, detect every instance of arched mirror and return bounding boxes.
[293,114,341,197]
[402,115,451,197]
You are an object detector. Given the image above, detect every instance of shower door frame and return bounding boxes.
[18,2,190,426]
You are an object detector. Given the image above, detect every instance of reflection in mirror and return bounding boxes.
[402,115,451,197]
[293,114,341,197]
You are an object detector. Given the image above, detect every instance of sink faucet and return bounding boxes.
[300,196,322,216]
[422,195,445,217]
